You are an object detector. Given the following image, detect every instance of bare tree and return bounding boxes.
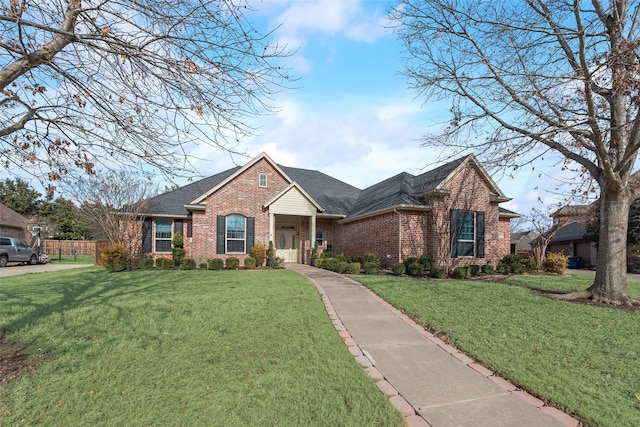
[62,170,158,255]
[392,0,640,305]
[1,0,291,188]
[525,208,561,271]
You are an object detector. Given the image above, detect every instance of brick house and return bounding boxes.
[0,203,30,242]
[138,153,518,268]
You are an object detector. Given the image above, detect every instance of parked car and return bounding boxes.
[0,236,38,267]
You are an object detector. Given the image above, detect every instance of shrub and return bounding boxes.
[273,257,285,269]
[510,263,526,275]
[481,264,495,274]
[320,251,333,259]
[314,258,324,268]
[403,257,419,271]
[499,253,535,273]
[451,267,468,279]
[470,264,481,276]
[429,266,446,278]
[543,252,569,274]
[363,262,379,274]
[141,257,155,270]
[322,258,338,272]
[156,257,174,269]
[101,243,129,272]
[171,232,186,267]
[406,262,424,277]
[496,263,511,275]
[336,261,348,273]
[181,258,196,270]
[244,257,256,269]
[344,262,360,274]
[336,253,349,263]
[364,252,381,267]
[208,258,224,270]
[419,254,434,270]
[199,262,208,269]
[392,262,405,276]
[250,244,266,266]
[225,257,240,270]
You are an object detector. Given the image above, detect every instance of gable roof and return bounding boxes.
[0,203,29,229]
[551,221,588,242]
[141,153,513,219]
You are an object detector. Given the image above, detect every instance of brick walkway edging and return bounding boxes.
[306,274,583,427]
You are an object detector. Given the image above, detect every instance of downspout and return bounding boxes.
[394,208,401,264]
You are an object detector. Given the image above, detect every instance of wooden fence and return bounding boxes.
[42,240,109,260]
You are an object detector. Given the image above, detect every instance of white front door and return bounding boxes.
[275,229,298,263]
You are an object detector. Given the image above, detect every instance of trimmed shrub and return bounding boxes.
[171,232,186,267]
[344,262,360,274]
[419,254,434,270]
[225,257,240,270]
[496,263,511,275]
[364,252,381,267]
[403,257,419,271]
[273,257,285,269]
[392,262,405,276]
[336,253,349,263]
[101,243,129,272]
[250,244,266,266]
[429,266,446,278]
[141,257,155,270]
[314,258,324,268]
[322,258,338,272]
[363,262,379,274]
[543,252,569,274]
[406,262,424,277]
[470,264,481,276]
[208,258,224,270]
[199,262,208,269]
[181,258,196,270]
[451,267,468,279]
[336,261,348,274]
[481,264,495,274]
[244,257,256,269]
[510,263,526,275]
[156,257,174,269]
[499,253,535,273]
[320,251,333,259]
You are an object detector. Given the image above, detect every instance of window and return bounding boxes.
[451,210,485,258]
[226,214,246,253]
[316,231,324,246]
[259,173,267,188]
[155,220,172,252]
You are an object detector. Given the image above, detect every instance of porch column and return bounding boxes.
[310,214,316,265]
[269,213,275,244]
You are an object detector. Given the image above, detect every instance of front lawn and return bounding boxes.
[0,269,403,426]
[356,273,640,427]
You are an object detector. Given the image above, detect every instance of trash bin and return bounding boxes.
[568,256,582,269]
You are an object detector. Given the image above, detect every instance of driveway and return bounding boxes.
[0,263,94,278]
[567,268,640,282]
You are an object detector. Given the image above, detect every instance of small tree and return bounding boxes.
[172,232,186,267]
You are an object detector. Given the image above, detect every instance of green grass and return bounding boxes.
[356,274,640,427]
[47,254,95,264]
[0,269,403,426]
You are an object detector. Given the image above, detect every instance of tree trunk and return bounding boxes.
[589,186,633,306]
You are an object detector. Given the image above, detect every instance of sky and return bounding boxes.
[179,0,574,217]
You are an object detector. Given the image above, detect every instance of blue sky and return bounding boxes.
[184,0,564,216]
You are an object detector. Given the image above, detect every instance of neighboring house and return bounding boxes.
[510,230,539,254]
[0,203,29,242]
[137,153,518,268]
[547,205,597,268]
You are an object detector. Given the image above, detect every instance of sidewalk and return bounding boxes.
[288,264,580,427]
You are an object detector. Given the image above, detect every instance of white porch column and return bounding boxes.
[310,214,316,250]
[269,213,275,244]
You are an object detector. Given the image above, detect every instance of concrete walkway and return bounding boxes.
[288,264,581,427]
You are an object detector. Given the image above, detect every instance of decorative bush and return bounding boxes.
[267,241,275,266]
[273,257,285,269]
[141,257,155,270]
[225,257,240,270]
[364,252,381,268]
[429,266,446,278]
[499,253,535,273]
[199,262,208,269]
[481,264,495,274]
[419,254,434,270]
[322,258,338,272]
[320,251,333,259]
[344,262,360,274]
[336,261,348,273]
[392,262,405,276]
[403,257,419,271]
[314,258,324,268]
[250,244,266,266]
[470,264,481,276]
[100,243,129,272]
[244,257,256,269]
[171,232,186,267]
[208,258,224,270]
[156,257,174,269]
[180,258,196,270]
[451,267,468,279]
[363,261,379,274]
[406,262,424,277]
[543,252,569,274]
[496,263,511,274]
[510,263,526,274]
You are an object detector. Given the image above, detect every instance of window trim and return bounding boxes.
[155,219,173,253]
[451,210,485,259]
[258,173,268,188]
[225,214,246,254]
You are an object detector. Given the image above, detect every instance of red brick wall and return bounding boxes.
[334,212,400,266]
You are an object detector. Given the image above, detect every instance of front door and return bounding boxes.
[275,228,298,263]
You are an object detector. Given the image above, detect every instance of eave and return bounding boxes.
[338,204,431,224]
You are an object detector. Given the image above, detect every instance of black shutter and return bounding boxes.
[246,217,255,254]
[216,215,225,254]
[174,219,183,236]
[450,210,459,258]
[476,212,485,258]
[142,218,152,253]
